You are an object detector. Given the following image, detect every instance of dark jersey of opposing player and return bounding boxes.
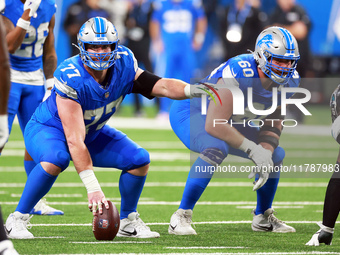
[31,45,140,144]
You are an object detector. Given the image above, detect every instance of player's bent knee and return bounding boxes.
[41,162,62,176]
[131,148,150,169]
[43,150,70,171]
[199,148,226,165]
[272,146,285,164]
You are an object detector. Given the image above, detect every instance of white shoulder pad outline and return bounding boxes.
[222,65,240,88]
[54,77,78,100]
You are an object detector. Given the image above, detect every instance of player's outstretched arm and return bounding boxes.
[133,68,216,99]
[56,95,108,215]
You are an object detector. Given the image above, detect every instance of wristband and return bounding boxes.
[45,78,54,90]
[16,18,30,30]
[238,138,255,154]
[184,84,191,98]
[79,170,101,194]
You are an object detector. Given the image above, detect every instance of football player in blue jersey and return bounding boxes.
[0,0,63,216]
[150,0,207,120]
[4,16,212,239]
[306,85,340,246]
[168,26,300,235]
[0,4,19,254]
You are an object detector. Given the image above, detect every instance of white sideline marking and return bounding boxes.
[28,220,340,227]
[0,182,330,188]
[165,246,246,249]
[0,201,326,206]
[236,206,304,209]
[70,241,152,244]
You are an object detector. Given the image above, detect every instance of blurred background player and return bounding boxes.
[0,2,19,254]
[64,0,110,57]
[4,17,212,239]
[269,0,312,123]
[217,0,268,61]
[306,84,340,246]
[150,0,207,121]
[125,0,154,117]
[168,26,299,235]
[269,0,311,78]
[0,0,63,215]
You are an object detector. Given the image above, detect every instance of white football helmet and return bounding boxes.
[77,17,119,71]
[253,26,300,85]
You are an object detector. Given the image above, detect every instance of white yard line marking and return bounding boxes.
[1,149,336,159]
[0,166,192,172]
[70,241,152,244]
[34,236,65,239]
[5,139,336,150]
[28,220,339,227]
[44,252,340,255]
[0,201,325,206]
[11,193,83,198]
[236,206,304,209]
[165,247,246,249]
[0,182,329,188]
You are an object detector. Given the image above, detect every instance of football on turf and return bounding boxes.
[92,200,120,240]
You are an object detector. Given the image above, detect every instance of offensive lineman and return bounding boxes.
[168,26,300,235]
[5,17,212,239]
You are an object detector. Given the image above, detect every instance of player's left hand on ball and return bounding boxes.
[88,191,109,216]
[24,0,42,18]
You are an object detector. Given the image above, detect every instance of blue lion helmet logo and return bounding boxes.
[257,34,273,48]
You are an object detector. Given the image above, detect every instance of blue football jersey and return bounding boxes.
[152,0,205,47]
[2,0,56,72]
[199,54,300,121]
[32,45,138,143]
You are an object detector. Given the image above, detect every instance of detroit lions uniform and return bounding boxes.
[152,0,205,82]
[170,53,300,214]
[2,0,56,134]
[20,46,150,217]
[25,46,149,172]
[152,0,205,113]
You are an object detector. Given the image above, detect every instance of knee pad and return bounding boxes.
[131,148,150,168]
[199,148,226,165]
[272,146,285,164]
